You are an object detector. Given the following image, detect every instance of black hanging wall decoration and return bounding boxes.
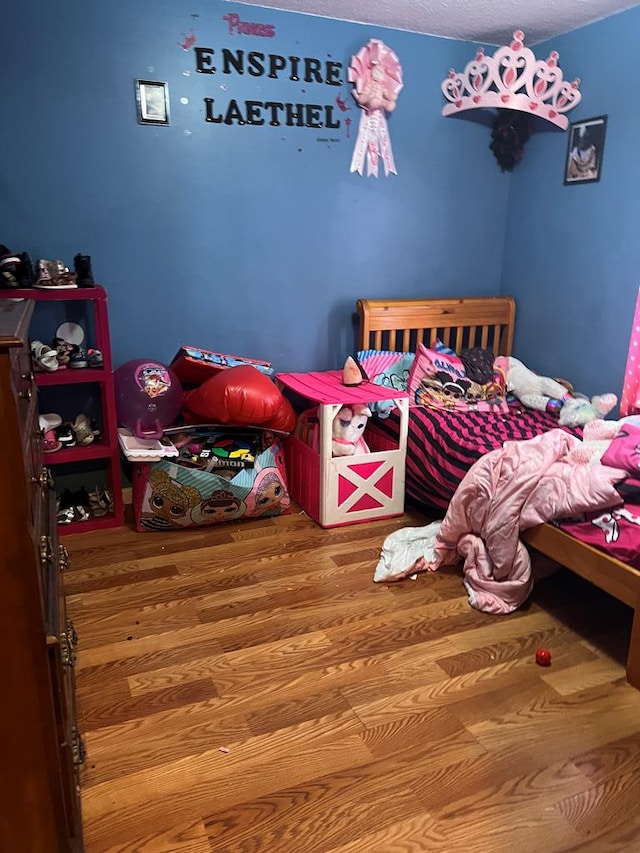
[489,110,532,172]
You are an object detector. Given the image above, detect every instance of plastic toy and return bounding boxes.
[535,648,552,667]
[331,404,372,457]
[114,359,182,439]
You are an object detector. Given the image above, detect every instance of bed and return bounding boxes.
[356,295,640,689]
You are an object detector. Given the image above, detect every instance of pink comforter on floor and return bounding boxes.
[430,430,626,613]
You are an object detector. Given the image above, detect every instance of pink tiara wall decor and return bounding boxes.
[441,30,582,131]
[348,39,403,178]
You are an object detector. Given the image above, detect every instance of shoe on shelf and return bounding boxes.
[72,414,99,447]
[33,259,78,289]
[31,341,59,372]
[39,413,62,433]
[52,337,72,367]
[57,504,89,524]
[69,345,88,369]
[42,429,61,453]
[0,245,22,288]
[74,254,95,288]
[89,485,113,517]
[56,487,90,524]
[40,412,63,452]
[17,252,35,287]
[87,348,104,368]
[56,423,76,449]
[57,488,75,519]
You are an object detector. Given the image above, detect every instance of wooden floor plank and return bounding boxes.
[66,510,640,852]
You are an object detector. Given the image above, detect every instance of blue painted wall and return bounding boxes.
[502,7,640,400]
[0,0,509,372]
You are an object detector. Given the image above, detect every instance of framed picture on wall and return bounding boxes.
[135,80,170,126]
[564,115,607,185]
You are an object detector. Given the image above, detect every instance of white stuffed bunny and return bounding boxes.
[506,357,570,413]
[332,404,372,457]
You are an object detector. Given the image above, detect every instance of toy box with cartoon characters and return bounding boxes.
[170,345,274,387]
[132,426,290,531]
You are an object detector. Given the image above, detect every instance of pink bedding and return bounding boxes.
[557,498,640,570]
[376,430,627,613]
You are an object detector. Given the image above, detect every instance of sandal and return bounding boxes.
[56,423,76,448]
[89,485,113,517]
[52,337,72,367]
[72,414,97,447]
[57,507,76,525]
[57,488,90,523]
[31,340,59,372]
[87,348,104,368]
[69,345,88,369]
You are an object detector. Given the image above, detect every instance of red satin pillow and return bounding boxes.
[182,365,296,432]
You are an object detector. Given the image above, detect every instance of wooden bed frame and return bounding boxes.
[357,295,640,689]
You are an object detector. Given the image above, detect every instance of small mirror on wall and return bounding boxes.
[564,115,607,185]
[135,80,170,126]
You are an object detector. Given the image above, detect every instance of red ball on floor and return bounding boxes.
[535,648,552,667]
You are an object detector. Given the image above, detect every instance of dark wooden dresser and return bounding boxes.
[0,298,84,852]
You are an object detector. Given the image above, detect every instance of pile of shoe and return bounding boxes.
[57,485,113,524]
[31,339,103,372]
[57,489,91,524]
[40,413,102,452]
[0,247,95,290]
[33,253,95,290]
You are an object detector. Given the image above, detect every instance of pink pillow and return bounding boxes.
[408,343,509,413]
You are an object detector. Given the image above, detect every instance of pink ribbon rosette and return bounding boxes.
[348,39,403,177]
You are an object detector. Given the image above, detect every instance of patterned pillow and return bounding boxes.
[356,350,415,416]
[408,343,509,413]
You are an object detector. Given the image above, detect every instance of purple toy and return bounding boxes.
[115,359,182,439]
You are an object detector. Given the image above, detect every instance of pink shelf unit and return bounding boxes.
[1,285,124,535]
[278,370,409,528]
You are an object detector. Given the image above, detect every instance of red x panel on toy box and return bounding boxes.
[170,345,274,387]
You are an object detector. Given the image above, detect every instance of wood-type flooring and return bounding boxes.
[66,506,640,853]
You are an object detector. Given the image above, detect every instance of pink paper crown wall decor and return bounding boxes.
[441,30,582,131]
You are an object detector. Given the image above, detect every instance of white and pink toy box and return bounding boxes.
[278,370,408,528]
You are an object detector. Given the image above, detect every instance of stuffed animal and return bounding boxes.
[332,404,372,457]
[505,357,617,426]
[505,357,571,413]
[559,393,617,427]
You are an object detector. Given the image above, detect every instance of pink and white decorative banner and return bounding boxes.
[620,288,640,417]
[348,39,403,177]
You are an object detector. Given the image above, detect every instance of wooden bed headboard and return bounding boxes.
[356,296,516,356]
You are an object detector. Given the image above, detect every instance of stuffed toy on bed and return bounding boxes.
[504,357,617,426]
[558,393,617,427]
[504,357,571,414]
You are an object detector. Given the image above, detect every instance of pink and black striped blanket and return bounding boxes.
[366,404,576,511]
